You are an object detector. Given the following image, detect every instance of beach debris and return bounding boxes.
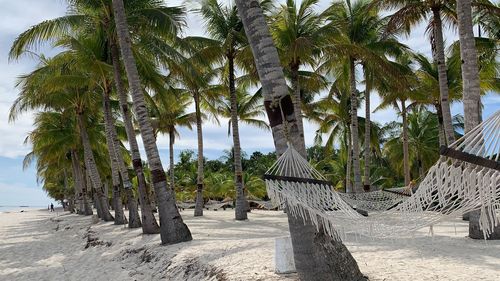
[84,227,112,249]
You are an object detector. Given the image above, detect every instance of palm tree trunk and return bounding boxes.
[63,168,72,212]
[110,39,159,234]
[235,1,365,280]
[78,154,93,216]
[418,156,424,179]
[103,88,127,225]
[290,63,307,154]
[401,100,411,186]
[111,0,191,244]
[229,55,248,221]
[435,103,445,147]
[71,149,86,215]
[110,119,142,229]
[169,129,175,194]
[456,0,481,132]
[194,90,205,217]
[82,166,93,216]
[93,191,103,219]
[346,132,352,193]
[77,112,114,221]
[456,0,499,239]
[363,87,371,191]
[349,58,363,193]
[432,8,455,145]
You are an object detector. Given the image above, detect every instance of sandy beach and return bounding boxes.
[0,209,499,281]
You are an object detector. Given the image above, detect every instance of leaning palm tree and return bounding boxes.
[8,0,171,234]
[234,0,365,279]
[11,53,115,222]
[111,0,192,244]
[23,110,94,215]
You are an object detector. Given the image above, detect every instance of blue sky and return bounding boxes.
[0,0,498,206]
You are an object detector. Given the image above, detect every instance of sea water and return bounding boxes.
[0,206,44,213]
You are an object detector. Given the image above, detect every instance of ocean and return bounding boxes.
[0,206,45,213]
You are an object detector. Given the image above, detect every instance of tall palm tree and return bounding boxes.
[374,0,457,145]
[196,0,251,220]
[376,54,418,186]
[320,0,406,193]
[148,89,196,196]
[9,0,170,234]
[311,80,381,191]
[234,0,364,279]
[166,54,220,217]
[111,0,192,244]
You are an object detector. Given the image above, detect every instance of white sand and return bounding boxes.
[0,209,499,281]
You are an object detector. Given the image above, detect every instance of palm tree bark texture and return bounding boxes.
[194,90,205,217]
[228,53,248,220]
[102,86,127,225]
[431,8,455,146]
[235,1,366,280]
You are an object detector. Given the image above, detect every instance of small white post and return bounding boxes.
[275,236,296,274]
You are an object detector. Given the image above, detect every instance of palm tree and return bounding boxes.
[383,108,440,180]
[23,110,94,215]
[11,52,115,222]
[111,0,192,244]
[374,0,457,145]
[234,0,364,279]
[166,53,220,217]
[376,54,418,186]
[374,0,498,144]
[148,89,196,196]
[216,85,269,214]
[216,87,269,135]
[9,0,171,234]
[311,80,381,191]
[195,0,251,220]
[411,53,462,145]
[320,0,406,193]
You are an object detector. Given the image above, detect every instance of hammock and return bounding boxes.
[264,111,500,240]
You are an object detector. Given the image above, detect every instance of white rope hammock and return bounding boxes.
[265,111,500,240]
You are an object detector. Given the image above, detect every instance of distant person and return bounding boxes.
[50,203,54,212]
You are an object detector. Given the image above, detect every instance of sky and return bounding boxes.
[0,0,498,206]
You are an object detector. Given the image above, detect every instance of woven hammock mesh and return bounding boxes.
[265,111,500,240]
